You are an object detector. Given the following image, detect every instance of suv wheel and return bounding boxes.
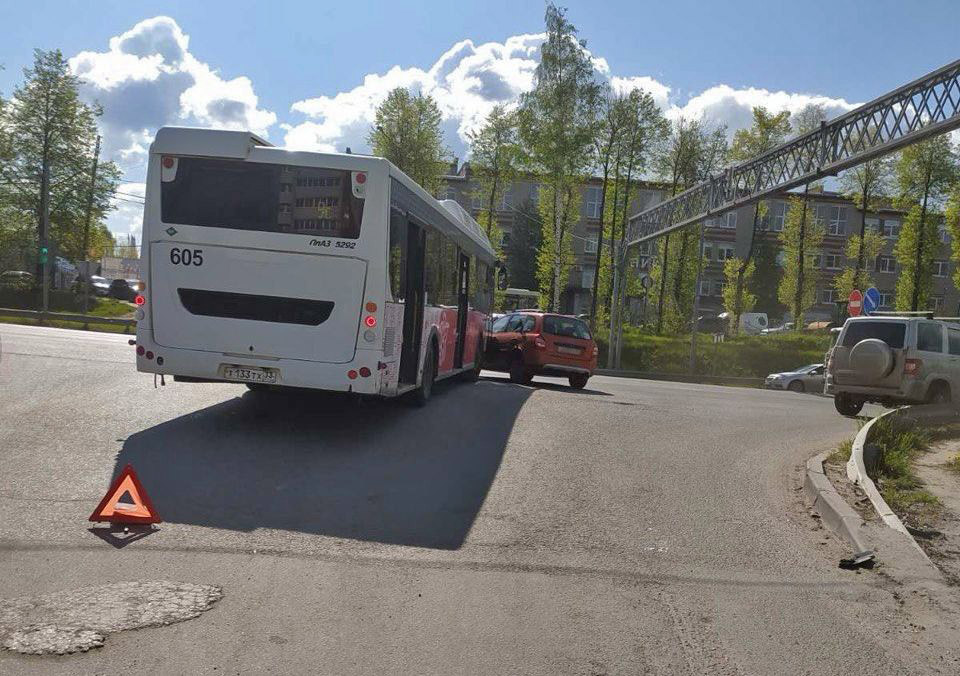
[787,380,805,393]
[927,381,952,405]
[568,373,589,390]
[834,393,864,416]
[509,355,532,385]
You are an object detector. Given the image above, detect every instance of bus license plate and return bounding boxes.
[223,366,277,384]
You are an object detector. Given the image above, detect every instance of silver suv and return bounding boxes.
[825,315,960,416]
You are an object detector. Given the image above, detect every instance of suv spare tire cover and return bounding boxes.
[849,338,894,382]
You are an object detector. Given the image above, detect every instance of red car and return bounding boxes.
[484,312,598,389]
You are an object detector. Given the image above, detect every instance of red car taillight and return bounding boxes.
[904,358,922,376]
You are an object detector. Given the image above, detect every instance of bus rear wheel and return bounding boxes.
[412,346,436,407]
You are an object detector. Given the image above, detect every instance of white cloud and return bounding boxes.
[69,16,276,173]
[284,33,545,154]
[667,84,857,133]
[71,19,862,239]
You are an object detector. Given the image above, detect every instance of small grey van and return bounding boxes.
[825,315,960,415]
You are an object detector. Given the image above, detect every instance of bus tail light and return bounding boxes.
[347,370,358,380]
[365,301,377,313]
[359,367,371,378]
[364,315,377,328]
[136,346,145,356]
[135,294,146,306]
[145,351,154,360]
[904,358,922,376]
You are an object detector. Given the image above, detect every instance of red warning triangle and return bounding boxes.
[89,464,161,524]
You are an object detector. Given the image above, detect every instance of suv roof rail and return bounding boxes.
[868,310,934,318]
[933,316,960,322]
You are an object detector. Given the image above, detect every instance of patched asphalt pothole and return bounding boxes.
[0,580,222,655]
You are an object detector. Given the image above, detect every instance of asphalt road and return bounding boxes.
[0,323,955,674]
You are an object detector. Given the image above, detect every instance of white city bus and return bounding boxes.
[134,127,496,403]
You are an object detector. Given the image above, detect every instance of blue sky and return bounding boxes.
[2,0,959,237]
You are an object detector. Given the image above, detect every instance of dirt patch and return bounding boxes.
[911,439,960,586]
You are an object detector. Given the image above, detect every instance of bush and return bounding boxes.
[596,327,831,378]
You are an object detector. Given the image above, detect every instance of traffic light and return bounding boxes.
[38,246,49,265]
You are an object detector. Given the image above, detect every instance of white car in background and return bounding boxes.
[764,363,825,393]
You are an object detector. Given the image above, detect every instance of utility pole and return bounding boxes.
[40,162,51,314]
[81,135,101,314]
[688,219,706,373]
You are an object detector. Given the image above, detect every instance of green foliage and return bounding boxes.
[946,453,960,474]
[752,238,783,318]
[519,4,603,310]
[834,229,885,298]
[467,105,520,243]
[647,223,702,333]
[729,107,792,164]
[778,195,824,327]
[594,326,831,377]
[723,257,755,331]
[827,439,853,466]
[535,181,578,310]
[866,418,939,513]
[946,184,960,291]
[368,87,449,194]
[0,49,121,262]
[893,204,940,311]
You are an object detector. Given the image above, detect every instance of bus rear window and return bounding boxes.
[840,321,906,348]
[161,157,364,239]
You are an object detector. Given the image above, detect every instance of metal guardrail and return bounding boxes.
[0,308,136,332]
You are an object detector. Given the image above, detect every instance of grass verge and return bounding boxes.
[826,438,853,466]
[0,314,132,334]
[867,417,940,515]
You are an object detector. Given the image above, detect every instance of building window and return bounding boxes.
[932,294,945,311]
[809,253,822,269]
[763,200,786,232]
[819,288,836,304]
[699,279,711,296]
[875,255,896,273]
[278,203,291,214]
[934,259,949,277]
[500,231,511,248]
[815,204,847,236]
[707,212,737,229]
[716,245,736,261]
[939,226,950,244]
[500,187,513,210]
[775,251,786,266]
[878,290,893,308]
[581,265,595,289]
[585,186,602,219]
[584,235,598,254]
[280,183,293,193]
[823,252,843,270]
[295,176,340,187]
[881,218,900,239]
[714,280,726,297]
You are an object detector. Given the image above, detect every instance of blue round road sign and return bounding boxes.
[863,287,880,315]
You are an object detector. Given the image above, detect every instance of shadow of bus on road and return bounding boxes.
[111,378,533,550]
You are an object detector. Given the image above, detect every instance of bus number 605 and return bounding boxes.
[170,248,203,266]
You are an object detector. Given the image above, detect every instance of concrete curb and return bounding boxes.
[593,369,763,387]
[845,404,959,558]
[804,452,871,555]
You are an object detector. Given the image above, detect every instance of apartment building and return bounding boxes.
[696,190,959,321]
[442,160,959,321]
[441,160,668,315]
